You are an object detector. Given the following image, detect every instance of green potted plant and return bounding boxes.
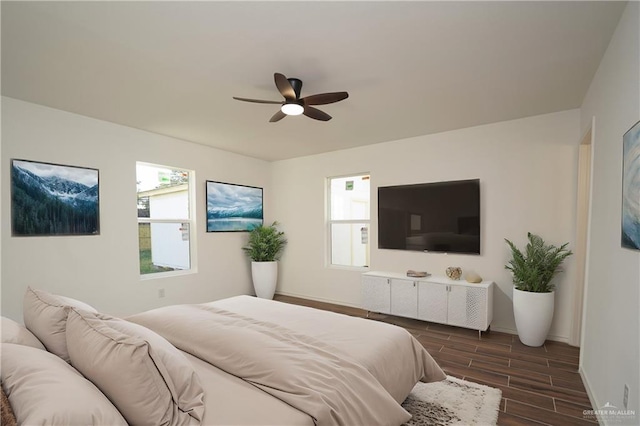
[505,232,572,346]
[243,221,287,299]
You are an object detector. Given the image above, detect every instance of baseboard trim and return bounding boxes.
[274,290,362,310]
[579,367,604,425]
[488,325,570,344]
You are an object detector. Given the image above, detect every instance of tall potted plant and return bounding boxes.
[505,233,572,346]
[243,221,287,299]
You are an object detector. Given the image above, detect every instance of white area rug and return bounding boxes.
[402,376,502,426]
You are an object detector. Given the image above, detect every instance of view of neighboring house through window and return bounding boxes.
[137,163,194,276]
[328,174,370,268]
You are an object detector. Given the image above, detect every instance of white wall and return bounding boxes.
[271,109,580,340]
[1,97,270,321]
[579,2,640,419]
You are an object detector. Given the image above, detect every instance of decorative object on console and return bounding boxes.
[243,221,287,299]
[406,270,430,278]
[206,181,263,232]
[505,232,572,346]
[445,267,462,280]
[11,159,99,236]
[465,272,483,284]
[622,120,640,250]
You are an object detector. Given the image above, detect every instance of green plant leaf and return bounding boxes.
[504,233,572,292]
[242,221,287,262]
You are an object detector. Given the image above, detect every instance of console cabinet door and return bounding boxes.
[417,282,448,323]
[447,285,488,330]
[390,279,418,318]
[362,275,391,314]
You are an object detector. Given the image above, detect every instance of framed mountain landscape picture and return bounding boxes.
[206,181,263,232]
[622,120,640,250]
[11,159,100,236]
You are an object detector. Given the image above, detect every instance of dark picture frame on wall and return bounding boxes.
[11,159,100,236]
[206,181,263,232]
[622,120,640,250]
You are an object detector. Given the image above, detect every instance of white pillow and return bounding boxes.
[66,308,204,426]
[102,313,205,424]
[22,287,97,362]
[1,343,127,426]
[1,316,45,350]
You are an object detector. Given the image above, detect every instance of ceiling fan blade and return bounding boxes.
[269,110,287,122]
[302,92,349,106]
[274,73,296,100]
[303,106,332,121]
[233,97,282,104]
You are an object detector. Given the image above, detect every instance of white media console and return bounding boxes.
[362,271,494,337]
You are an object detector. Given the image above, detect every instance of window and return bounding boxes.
[328,174,370,268]
[136,163,195,276]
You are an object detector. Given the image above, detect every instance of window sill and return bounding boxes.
[327,265,370,272]
[139,268,197,281]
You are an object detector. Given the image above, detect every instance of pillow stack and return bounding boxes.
[1,343,128,425]
[22,286,97,362]
[2,287,206,426]
[66,308,205,425]
[0,316,45,350]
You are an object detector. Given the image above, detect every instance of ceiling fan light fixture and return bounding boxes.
[281,102,304,116]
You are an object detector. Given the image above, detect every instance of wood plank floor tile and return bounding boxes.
[511,340,550,356]
[554,399,595,420]
[506,400,597,426]
[471,378,556,411]
[470,359,552,385]
[548,359,580,372]
[431,351,472,368]
[550,376,588,393]
[427,322,482,338]
[545,353,580,367]
[421,341,445,354]
[544,341,581,357]
[510,359,583,383]
[509,377,591,406]
[449,334,513,352]
[498,410,547,425]
[441,363,510,386]
[440,346,511,367]
[476,345,550,366]
[417,335,479,353]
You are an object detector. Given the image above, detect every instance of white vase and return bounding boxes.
[251,261,278,299]
[513,288,554,347]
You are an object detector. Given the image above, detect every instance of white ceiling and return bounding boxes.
[1,1,626,161]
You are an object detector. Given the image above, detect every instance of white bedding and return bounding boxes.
[184,352,313,426]
[128,296,446,426]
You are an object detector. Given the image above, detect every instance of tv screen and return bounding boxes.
[378,179,480,254]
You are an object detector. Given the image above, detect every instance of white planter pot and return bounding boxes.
[251,261,278,299]
[513,288,554,347]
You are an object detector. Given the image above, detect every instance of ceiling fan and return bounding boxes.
[233,73,349,122]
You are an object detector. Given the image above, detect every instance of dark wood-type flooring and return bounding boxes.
[275,294,596,426]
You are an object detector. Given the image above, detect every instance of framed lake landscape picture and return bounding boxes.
[622,120,640,250]
[206,181,263,232]
[11,159,100,236]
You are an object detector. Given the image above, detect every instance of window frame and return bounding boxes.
[326,172,371,270]
[136,162,197,279]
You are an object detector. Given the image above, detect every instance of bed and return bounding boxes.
[2,288,446,426]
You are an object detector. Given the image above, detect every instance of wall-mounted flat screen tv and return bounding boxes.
[378,179,480,254]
